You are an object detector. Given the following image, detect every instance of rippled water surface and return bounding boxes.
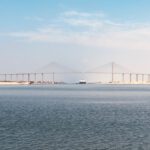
[1,84,150,150]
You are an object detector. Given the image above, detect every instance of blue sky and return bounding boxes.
[1,0,150,73]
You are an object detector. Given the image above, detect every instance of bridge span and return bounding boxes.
[0,62,150,84]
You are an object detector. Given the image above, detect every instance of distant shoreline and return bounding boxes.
[0,81,150,85]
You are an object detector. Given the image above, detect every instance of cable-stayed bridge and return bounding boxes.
[0,62,150,84]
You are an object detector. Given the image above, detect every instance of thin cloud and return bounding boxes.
[3,10,150,51]
[63,11,105,18]
[63,18,104,29]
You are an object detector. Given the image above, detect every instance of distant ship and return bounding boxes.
[79,80,86,84]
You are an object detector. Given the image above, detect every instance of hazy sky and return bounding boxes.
[1,0,150,73]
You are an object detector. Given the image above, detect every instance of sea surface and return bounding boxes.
[1,84,150,150]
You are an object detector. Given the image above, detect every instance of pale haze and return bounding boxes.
[0,0,150,73]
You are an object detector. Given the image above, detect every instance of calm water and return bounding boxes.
[1,84,150,150]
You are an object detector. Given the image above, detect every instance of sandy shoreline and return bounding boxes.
[0,81,31,85]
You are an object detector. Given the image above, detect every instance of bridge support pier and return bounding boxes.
[130,73,132,84]
[16,74,18,82]
[122,73,125,83]
[34,73,36,83]
[10,74,13,81]
[142,74,144,83]
[4,74,7,82]
[52,72,55,84]
[22,74,24,81]
[28,73,30,82]
[41,73,44,83]
[136,74,138,83]
[148,74,150,83]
